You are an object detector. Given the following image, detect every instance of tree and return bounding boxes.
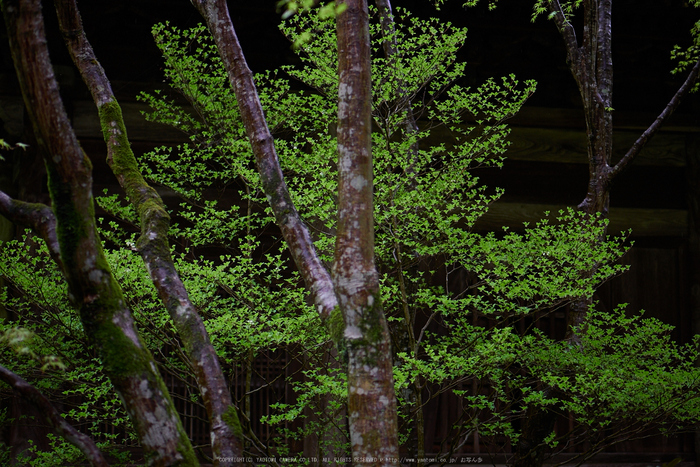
[1,0,401,464]
[432,0,700,465]
[0,1,699,467]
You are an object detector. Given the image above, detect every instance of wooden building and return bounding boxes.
[0,0,699,465]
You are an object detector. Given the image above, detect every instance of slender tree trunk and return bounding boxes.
[373,3,425,460]
[2,1,198,464]
[191,0,400,463]
[53,0,244,461]
[335,1,400,465]
[190,0,338,321]
[513,1,699,465]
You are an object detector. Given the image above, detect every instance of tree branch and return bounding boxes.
[547,0,581,72]
[2,0,197,463]
[54,0,243,460]
[374,0,420,154]
[189,0,338,321]
[0,190,63,271]
[610,55,700,179]
[0,364,109,467]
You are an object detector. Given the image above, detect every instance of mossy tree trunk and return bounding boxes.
[1,0,198,464]
[53,0,244,462]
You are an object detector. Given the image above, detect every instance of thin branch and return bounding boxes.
[0,365,109,467]
[0,190,62,271]
[547,0,581,71]
[54,0,244,460]
[610,55,700,179]
[374,0,421,181]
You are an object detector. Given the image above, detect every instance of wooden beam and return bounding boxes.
[474,202,687,237]
[71,101,187,142]
[64,100,700,167]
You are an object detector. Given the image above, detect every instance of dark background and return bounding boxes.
[1,1,699,461]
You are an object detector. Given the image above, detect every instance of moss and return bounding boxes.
[46,165,78,246]
[222,404,244,440]
[362,293,385,345]
[98,100,146,198]
[174,425,200,466]
[98,101,132,161]
[328,306,345,344]
[327,306,350,364]
[331,295,389,367]
[98,100,172,255]
[93,320,150,375]
[344,293,389,368]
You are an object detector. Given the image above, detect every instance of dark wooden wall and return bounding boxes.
[1,1,699,464]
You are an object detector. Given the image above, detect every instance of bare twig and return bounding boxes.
[610,56,700,179]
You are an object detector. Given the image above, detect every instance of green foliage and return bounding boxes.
[0,138,28,162]
[671,0,700,91]
[531,0,582,22]
[1,4,698,464]
[15,435,82,467]
[0,236,136,464]
[133,5,699,459]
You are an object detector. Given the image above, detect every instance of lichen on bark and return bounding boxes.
[3,0,200,463]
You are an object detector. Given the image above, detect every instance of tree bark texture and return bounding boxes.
[0,365,109,467]
[190,0,338,322]
[2,1,198,464]
[335,1,400,465]
[53,0,244,462]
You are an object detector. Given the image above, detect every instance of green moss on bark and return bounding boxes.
[98,101,132,162]
[362,293,385,346]
[98,100,149,199]
[328,306,344,343]
[222,405,244,440]
[328,306,349,364]
[45,163,87,270]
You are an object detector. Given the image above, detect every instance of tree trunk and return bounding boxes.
[191,0,400,463]
[373,2,425,460]
[190,0,338,322]
[53,0,244,461]
[511,391,557,467]
[516,1,698,464]
[2,1,197,464]
[335,1,400,465]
